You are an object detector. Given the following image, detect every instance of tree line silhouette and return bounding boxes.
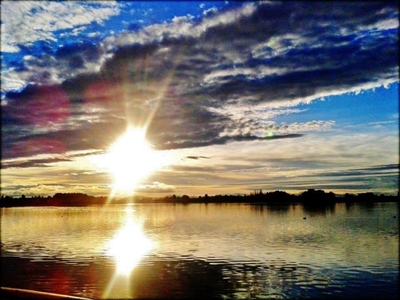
[0,189,397,207]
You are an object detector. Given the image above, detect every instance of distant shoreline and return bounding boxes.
[1,189,398,207]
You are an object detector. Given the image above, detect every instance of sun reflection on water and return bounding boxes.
[103,207,154,298]
[106,219,153,275]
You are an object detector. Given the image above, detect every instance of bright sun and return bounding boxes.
[105,127,162,195]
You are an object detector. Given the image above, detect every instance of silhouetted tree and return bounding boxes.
[181,195,190,202]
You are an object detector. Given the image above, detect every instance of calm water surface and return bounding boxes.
[1,202,398,299]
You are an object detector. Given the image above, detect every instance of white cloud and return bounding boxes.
[1,44,21,53]
[113,3,256,47]
[87,32,102,38]
[1,71,28,93]
[219,119,335,137]
[203,7,218,17]
[136,181,176,193]
[203,66,288,86]
[1,1,120,52]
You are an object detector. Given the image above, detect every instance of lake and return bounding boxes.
[1,202,398,299]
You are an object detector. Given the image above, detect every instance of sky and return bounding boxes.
[1,1,399,198]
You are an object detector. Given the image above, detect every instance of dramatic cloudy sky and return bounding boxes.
[1,1,399,198]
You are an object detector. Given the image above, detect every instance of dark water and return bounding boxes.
[1,202,398,299]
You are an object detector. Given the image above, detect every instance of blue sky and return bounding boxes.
[1,1,398,197]
[275,84,398,126]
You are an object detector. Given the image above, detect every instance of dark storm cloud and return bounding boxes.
[307,164,399,178]
[2,157,72,169]
[354,164,399,172]
[154,134,303,150]
[243,172,399,194]
[1,117,126,159]
[67,149,105,158]
[5,184,68,191]
[258,163,398,193]
[1,83,126,159]
[185,156,210,160]
[2,2,398,159]
[55,42,100,62]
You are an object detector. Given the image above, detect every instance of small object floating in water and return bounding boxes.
[303,217,306,220]
[393,216,396,219]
